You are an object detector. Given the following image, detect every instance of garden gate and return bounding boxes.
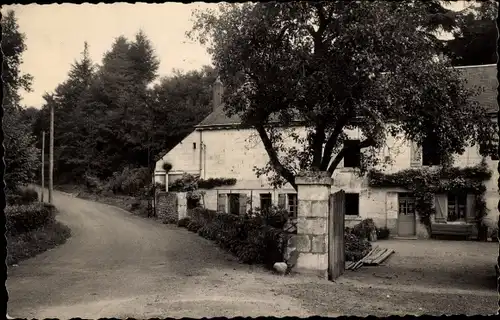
[328,190,345,281]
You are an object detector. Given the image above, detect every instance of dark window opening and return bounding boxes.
[187,197,199,209]
[287,193,298,218]
[228,194,240,215]
[260,193,272,211]
[343,140,361,168]
[398,193,416,216]
[193,142,197,149]
[447,193,466,222]
[422,136,440,166]
[344,193,359,216]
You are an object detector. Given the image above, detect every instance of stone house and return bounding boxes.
[154,64,498,238]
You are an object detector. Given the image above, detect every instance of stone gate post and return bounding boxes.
[294,171,332,278]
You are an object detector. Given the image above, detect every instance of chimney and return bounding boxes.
[213,76,224,111]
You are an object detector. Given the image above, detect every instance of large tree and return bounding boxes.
[151,65,217,159]
[190,2,496,190]
[2,10,39,191]
[445,0,498,66]
[34,42,98,183]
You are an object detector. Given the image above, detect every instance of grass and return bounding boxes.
[56,184,152,218]
[7,219,71,266]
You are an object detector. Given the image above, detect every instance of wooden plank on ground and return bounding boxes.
[364,247,385,264]
[365,248,388,265]
[376,249,395,265]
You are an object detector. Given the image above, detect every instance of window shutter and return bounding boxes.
[217,194,227,213]
[239,193,247,215]
[410,141,422,167]
[466,194,476,223]
[278,194,286,208]
[434,194,447,222]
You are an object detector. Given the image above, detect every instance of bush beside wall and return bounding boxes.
[179,207,289,268]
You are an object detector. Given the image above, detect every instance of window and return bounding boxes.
[344,193,359,216]
[343,140,361,168]
[260,193,272,211]
[287,193,298,218]
[422,136,440,166]
[398,193,416,216]
[447,193,466,222]
[193,142,197,149]
[228,194,240,215]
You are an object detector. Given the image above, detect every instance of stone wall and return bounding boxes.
[156,192,188,223]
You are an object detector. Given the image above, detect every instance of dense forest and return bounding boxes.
[30,34,216,186]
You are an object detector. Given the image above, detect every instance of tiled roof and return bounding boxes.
[196,104,241,127]
[196,64,498,128]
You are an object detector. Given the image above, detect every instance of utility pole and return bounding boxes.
[49,104,54,205]
[41,131,45,203]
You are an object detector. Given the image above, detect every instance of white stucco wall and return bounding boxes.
[154,131,201,185]
[156,125,499,230]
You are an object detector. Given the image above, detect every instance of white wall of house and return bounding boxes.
[154,131,202,185]
[156,124,499,231]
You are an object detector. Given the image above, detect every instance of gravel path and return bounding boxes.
[6,189,314,318]
[279,239,498,316]
[7,190,498,317]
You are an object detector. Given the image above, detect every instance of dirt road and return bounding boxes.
[7,189,497,317]
[6,189,316,319]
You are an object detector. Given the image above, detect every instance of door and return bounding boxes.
[397,193,416,236]
[228,194,240,215]
[329,190,345,281]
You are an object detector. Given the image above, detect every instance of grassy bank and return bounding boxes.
[7,204,71,266]
[56,184,152,218]
[7,220,71,266]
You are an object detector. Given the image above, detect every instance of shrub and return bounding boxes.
[84,173,103,193]
[187,220,202,233]
[177,217,191,228]
[246,206,289,229]
[345,232,372,262]
[351,218,377,240]
[7,186,39,205]
[6,203,54,236]
[169,173,199,192]
[163,215,178,224]
[190,210,288,267]
[197,177,237,189]
[162,162,173,172]
[376,227,390,240]
[105,167,151,196]
[168,175,237,191]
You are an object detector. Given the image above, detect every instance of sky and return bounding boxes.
[3,1,470,109]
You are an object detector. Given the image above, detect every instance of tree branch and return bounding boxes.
[326,137,376,174]
[255,124,298,190]
[327,147,346,175]
[320,114,349,170]
[311,121,326,170]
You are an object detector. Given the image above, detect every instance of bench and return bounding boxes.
[431,223,475,240]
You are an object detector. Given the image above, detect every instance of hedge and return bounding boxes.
[7,186,39,205]
[6,203,55,236]
[182,207,288,268]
